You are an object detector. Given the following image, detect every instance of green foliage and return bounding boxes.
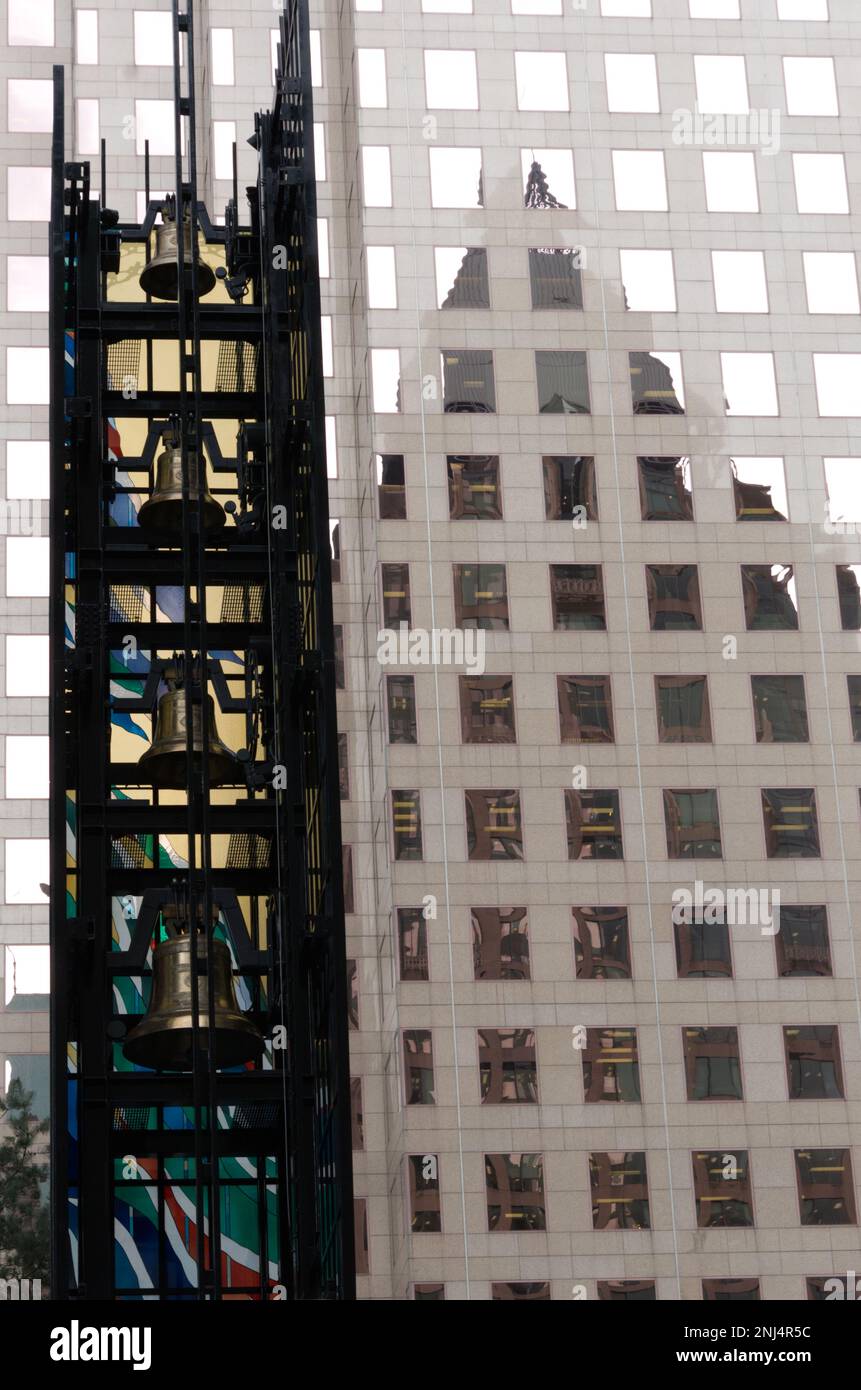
[0,1078,49,1285]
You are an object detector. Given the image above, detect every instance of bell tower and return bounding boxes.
[48,0,354,1300]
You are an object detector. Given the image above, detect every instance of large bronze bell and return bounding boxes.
[138,434,225,534]
[138,679,238,788]
[139,201,216,301]
[123,928,263,1070]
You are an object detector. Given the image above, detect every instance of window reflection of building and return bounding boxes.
[346,959,359,1031]
[441,348,496,411]
[454,563,509,630]
[847,674,861,740]
[583,1028,640,1103]
[646,564,702,630]
[408,1154,441,1232]
[702,1279,760,1302]
[573,906,631,979]
[350,1077,364,1151]
[795,1149,857,1226]
[683,1027,743,1101]
[528,247,583,309]
[655,675,711,742]
[465,789,523,860]
[693,1151,754,1228]
[558,676,614,742]
[439,247,489,309]
[491,1282,551,1301]
[377,453,406,519]
[338,731,349,799]
[387,674,417,744]
[761,788,820,858]
[775,906,831,977]
[590,1152,650,1231]
[397,907,429,981]
[478,1028,538,1104]
[551,564,606,629]
[447,454,502,520]
[392,789,423,860]
[381,561,411,625]
[751,675,808,743]
[806,1277,850,1302]
[565,788,623,859]
[629,351,684,414]
[471,907,530,981]
[836,563,861,630]
[674,913,733,979]
[535,350,590,413]
[542,454,597,520]
[741,563,798,630]
[637,456,693,520]
[597,1280,656,1301]
[731,457,787,520]
[459,675,516,743]
[403,1030,435,1106]
[342,844,354,914]
[354,1198,370,1276]
[414,1284,445,1300]
[484,1152,545,1231]
[663,788,722,858]
[784,1026,844,1100]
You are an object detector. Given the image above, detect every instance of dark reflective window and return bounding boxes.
[629,351,684,414]
[837,564,861,630]
[598,1281,656,1302]
[454,563,509,630]
[414,1284,445,1300]
[472,907,530,981]
[848,675,861,740]
[674,913,733,979]
[524,158,570,209]
[684,1027,743,1101]
[664,789,722,859]
[558,676,614,742]
[342,844,354,914]
[693,1151,753,1228]
[485,1152,545,1232]
[776,905,831,978]
[381,562,411,626]
[441,349,495,412]
[330,520,341,583]
[741,563,798,630]
[377,453,406,519]
[551,564,606,629]
[806,1277,851,1302]
[465,789,523,860]
[731,457,787,521]
[656,675,711,743]
[583,1027,640,1103]
[397,907,429,982]
[536,350,590,413]
[528,247,583,309]
[351,1076,364,1151]
[408,1154,441,1232]
[565,788,623,860]
[438,247,489,308]
[459,674,516,743]
[752,675,808,742]
[334,624,345,688]
[338,731,349,799]
[638,456,693,520]
[479,1029,538,1104]
[542,454,597,521]
[762,788,820,858]
[403,1029,435,1105]
[447,454,502,520]
[392,789,423,860]
[784,1026,844,1100]
[573,906,631,980]
[647,564,702,630]
[347,959,358,1031]
[795,1149,857,1226]
[703,1279,760,1302]
[492,1282,551,1300]
[387,674,417,744]
[354,1199,369,1275]
[590,1151,650,1230]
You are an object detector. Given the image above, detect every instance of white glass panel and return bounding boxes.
[135,100,181,157]
[513,0,561,14]
[357,0,383,10]
[6,348,49,405]
[6,537,49,596]
[8,80,54,133]
[777,0,828,15]
[702,152,758,212]
[8,167,52,221]
[521,149,576,208]
[783,57,838,116]
[134,11,178,65]
[803,253,859,314]
[429,148,482,209]
[5,736,49,799]
[310,30,322,86]
[824,458,861,523]
[76,99,100,156]
[362,146,393,207]
[367,246,398,308]
[792,153,848,213]
[6,256,49,312]
[602,0,651,12]
[7,441,49,499]
[318,218,330,277]
[423,0,472,10]
[4,946,49,1004]
[325,417,337,479]
[605,54,660,113]
[5,635,49,696]
[721,353,779,415]
[211,29,234,86]
[213,121,236,180]
[321,316,333,377]
[690,0,739,14]
[514,52,569,112]
[371,349,401,413]
[712,251,768,313]
[814,355,861,416]
[4,840,49,904]
[358,49,387,108]
[620,250,676,311]
[694,55,749,114]
[425,51,478,110]
[612,150,667,211]
[76,10,98,64]
[314,123,326,181]
[8,0,53,45]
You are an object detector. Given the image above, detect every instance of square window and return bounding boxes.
[630,350,685,413]
[590,1152,650,1231]
[693,1151,753,1227]
[655,675,711,742]
[7,167,52,221]
[370,348,401,412]
[731,457,788,521]
[785,1026,843,1100]
[8,79,54,134]
[381,562,411,625]
[466,790,523,861]
[460,675,516,743]
[674,912,733,979]
[448,454,502,520]
[435,247,489,309]
[6,255,48,312]
[778,0,828,15]
[694,55,749,114]
[762,788,820,858]
[795,1149,856,1226]
[638,456,692,520]
[6,347,49,405]
[403,1030,435,1104]
[367,246,397,308]
[536,350,590,413]
[4,839,49,904]
[6,537,49,596]
[712,251,768,313]
[514,52,569,112]
[721,352,778,416]
[583,1028,640,1103]
[646,564,702,630]
[604,54,660,113]
[612,150,667,211]
[408,1154,441,1232]
[485,1153,545,1232]
[792,153,848,214]
[3,945,49,1009]
[454,563,508,629]
[690,0,739,12]
[424,50,478,109]
[565,789,623,860]
[776,905,831,977]
[702,152,759,213]
[8,0,53,45]
[543,455,597,521]
[848,675,861,741]
[804,253,859,314]
[441,349,495,412]
[522,149,575,209]
[558,675,614,743]
[5,635,49,696]
[684,1028,742,1100]
[551,564,605,630]
[783,57,838,116]
[620,250,676,312]
[429,148,483,209]
[573,907,631,980]
[528,248,582,309]
[751,675,809,742]
[362,147,392,208]
[134,13,182,65]
[397,908,428,980]
[472,908,530,981]
[663,788,722,858]
[479,1030,538,1104]
[741,564,798,629]
[387,674,417,743]
[5,735,49,798]
[814,355,861,416]
[393,790,423,861]
[377,453,406,519]
[211,28,234,85]
[213,121,235,180]
[357,48,387,108]
[135,100,181,157]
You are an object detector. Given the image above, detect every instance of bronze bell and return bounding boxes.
[138,436,225,534]
[123,929,263,1070]
[138,681,239,788]
[139,201,216,301]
